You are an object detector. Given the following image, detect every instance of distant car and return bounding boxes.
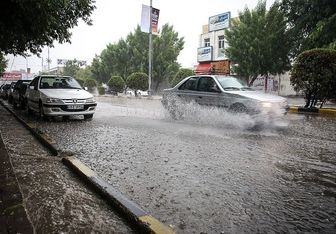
[25,75,97,120]
[137,90,149,96]
[161,75,288,119]
[0,84,11,99]
[12,80,32,109]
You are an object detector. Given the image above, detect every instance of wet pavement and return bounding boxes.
[0,103,136,233]
[2,96,336,233]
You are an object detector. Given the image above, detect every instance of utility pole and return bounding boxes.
[47,47,50,70]
[148,0,152,95]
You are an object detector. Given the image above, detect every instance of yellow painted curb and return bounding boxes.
[65,156,96,177]
[319,108,336,115]
[139,215,175,234]
[288,106,299,113]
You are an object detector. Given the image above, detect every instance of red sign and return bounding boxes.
[151,7,160,34]
[1,72,22,80]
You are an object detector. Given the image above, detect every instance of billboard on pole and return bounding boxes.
[140,4,160,34]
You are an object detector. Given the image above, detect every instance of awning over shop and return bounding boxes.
[195,63,212,74]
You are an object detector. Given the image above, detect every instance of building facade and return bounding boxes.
[196,12,231,75]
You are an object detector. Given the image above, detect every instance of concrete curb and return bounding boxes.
[62,156,174,234]
[0,100,59,156]
[288,106,336,116]
[1,100,174,233]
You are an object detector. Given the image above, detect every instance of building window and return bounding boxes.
[218,35,225,57]
[218,35,224,49]
[204,38,210,47]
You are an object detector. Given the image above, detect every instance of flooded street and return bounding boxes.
[11,97,336,233]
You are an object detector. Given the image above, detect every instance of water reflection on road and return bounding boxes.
[14,97,336,233]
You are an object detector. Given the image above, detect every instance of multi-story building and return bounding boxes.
[195,12,231,75]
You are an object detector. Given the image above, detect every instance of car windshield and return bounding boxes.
[40,77,82,89]
[215,76,254,91]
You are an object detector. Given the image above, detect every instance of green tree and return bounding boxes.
[291,48,336,108]
[91,55,109,84]
[84,78,97,92]
[0,0,95,55]
[97,86,105,95]
[75,66,93,83]
[107,75,125,93]
[225,1,290,86]
[0,52,7,75]
[280,0,336,57]
[126,72,148,96]
[63,59,82,78]
[171,68,194,87]
[97,24,184,93]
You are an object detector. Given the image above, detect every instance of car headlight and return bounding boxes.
[86,98,95,103]
[261,102,272,108]
[46,98,63,103]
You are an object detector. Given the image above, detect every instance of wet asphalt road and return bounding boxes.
[11,96,336,233]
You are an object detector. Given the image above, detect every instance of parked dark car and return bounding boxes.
[0,84,11,99]
[7,81,17,104]
[12,80,32,109]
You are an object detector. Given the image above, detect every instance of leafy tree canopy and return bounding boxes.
[291,48,336,108]
[63,59,82,78]
[84,78,97,92]
[126,72,148,94]
[76,66,93,81]
[95,24,184,92]
[0,0,96,55]
[171,68,194,87]
[107,75,125,93]
[225,1,290,85]
[280,0,336,57]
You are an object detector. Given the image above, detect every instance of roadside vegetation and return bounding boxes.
[291,49,336,108]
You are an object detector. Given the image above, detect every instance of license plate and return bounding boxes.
[67,105,84,110]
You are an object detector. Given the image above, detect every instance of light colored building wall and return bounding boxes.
[200,27,227,61]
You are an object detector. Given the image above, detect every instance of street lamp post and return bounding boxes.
[148,0,153,95]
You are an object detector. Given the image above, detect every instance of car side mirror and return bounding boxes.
[29,86,34,90]
[84,87,88,91]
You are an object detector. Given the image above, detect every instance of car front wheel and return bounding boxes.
[229,103,248,114]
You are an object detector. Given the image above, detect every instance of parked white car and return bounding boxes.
[25,75,97,120]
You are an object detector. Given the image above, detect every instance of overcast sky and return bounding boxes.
[6,0,274,73]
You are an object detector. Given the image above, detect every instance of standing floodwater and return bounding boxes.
[12,97,336,233]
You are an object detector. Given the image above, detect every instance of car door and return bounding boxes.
[27,76,40,111]
[175,76,200,103]
[196,76,222,106]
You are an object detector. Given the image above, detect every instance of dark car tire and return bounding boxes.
[39,102,48,120]
[84,114,93,120]
[27,103,33,115]
[12,100,17,109]
[229,103,248,114]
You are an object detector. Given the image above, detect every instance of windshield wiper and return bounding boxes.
[241,86,253,91]
[223,87,241,91]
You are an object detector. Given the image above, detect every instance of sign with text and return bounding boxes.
[57,59,87,66]
[197,46,213,62]
[211,60,230,74]
[209,12,231,32]
[141,4,160,34]
[1,72,22,80]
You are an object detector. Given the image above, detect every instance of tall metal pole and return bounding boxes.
[47,47,50,71]
[148,0,152,95]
